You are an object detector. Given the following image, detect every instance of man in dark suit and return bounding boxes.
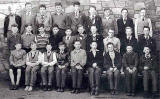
[67,1,86,35]
[85,6,103,35]
[4,6,21,40]
[103,42,122,95]
[138,26,156,55]
[122,45,138,96]
[87,41,103,96]
[86,25,103,52]
[121,27,138,55]
[117,8,134,40]
[140,46,157,98]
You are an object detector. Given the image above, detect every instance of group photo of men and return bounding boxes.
[0,0,160,99]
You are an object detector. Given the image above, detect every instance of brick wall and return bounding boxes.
[0,0,160,31]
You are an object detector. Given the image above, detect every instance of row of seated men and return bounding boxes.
[8,24,158,98]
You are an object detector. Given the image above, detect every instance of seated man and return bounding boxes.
[140,46,157,98]
[56,42,69,92]
[9,43,26,90]
[70,40,87,94]
[87,41,103,96]
[41,44,57,91]
[122,45,138,96]
[103,42,122,95]
[25,42,41,91]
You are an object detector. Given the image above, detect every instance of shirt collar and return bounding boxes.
[26,32,32,35]
[74,49,81,53]
[90,49,99,52]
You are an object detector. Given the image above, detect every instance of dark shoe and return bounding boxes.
[14,85,19,90]
[71,89,76,93]
[90,90,95,95]
[75,89,80,94]
[110,90,114,95]
[152,92,157,99]
[43,85,48,91]
[57,88,61,92]
[9,85,15,90]
[126,92,131,96]
[47,85,52,91]
[60,88,64,92]
[95,91,99,96]
[143,91,149,98]
[131,92,135,96]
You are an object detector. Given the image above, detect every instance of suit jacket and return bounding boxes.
[85,15,103,34]
[138,36,156,54]
[103,51,122,70]
[4,15,21,38]
[87,50,103,68]
[63,36,76,52]
[75,33,87,50]
[121,36,138,54]
[66,11,86,35]
[117,17,134,39]
[86,34,104,52]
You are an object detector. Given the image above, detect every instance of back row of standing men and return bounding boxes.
[4,1,158,98]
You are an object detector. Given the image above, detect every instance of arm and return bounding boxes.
[117,38,121,52]
[103,53,110,70]
[49,52,57,66]
[16,51,27,66]
[80,50,87,67]
[134,19,138,40]
[70,51,76,67]
[4,16,8,38]
[122,54,128,69]
[9,52,15,66]
[148,18,153,37]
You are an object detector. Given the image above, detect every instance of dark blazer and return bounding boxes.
[140,54,157,72]
[63,36,76,52]
[86,50,103,68]
[121,36,138,55]
[103,51,122,70]
[122,52,138,69]
[86,34,104,52]
[138,36,156,54]
[85,15,103,34]
[4,15,21,38]
[117,17,134,39]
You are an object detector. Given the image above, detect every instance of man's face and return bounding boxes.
[126,46,133,53]
[46,45,52,51]
[31,44,37,50]
[59,45,65,51]
[126,28,132,36]
[26,26,32,33]
[144,47,150,54]
[89,7,96,15]
[65,29,72,36]
[108,29,114,37]
[15,44,22,50]
[39,7,46,14]
[55,5,62,12]
[121,10,128,18]
[78,26,84,34]
[91,26,97,34]
[52,27,59,35]
[11,27,18,33]
[26,4,32,11]
[90,42,97,49]
[74,41,81,50]
[38,27,45,33]
[140,10,146,17]
[143,28,150,36]
[104,10,110,16]
[107,44,114,52]
[74,5,80,11]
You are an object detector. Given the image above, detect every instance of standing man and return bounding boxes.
[4,6,21,39]
[117,8,134,41]
[35,4,52,34]
[20,2,36,34]
[135,8,152,40]
[70,40,87,94]
[103,42,122,95]
[67,1,86,35]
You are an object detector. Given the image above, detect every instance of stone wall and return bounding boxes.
[0,0,160,31]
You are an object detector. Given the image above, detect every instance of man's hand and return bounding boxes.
[109,67,113,72]
[144,66,149,70]
[92,63,97,68]
[113,67,117,72]
[58,65,62,69]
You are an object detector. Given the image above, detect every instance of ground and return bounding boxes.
[0,78,159,99]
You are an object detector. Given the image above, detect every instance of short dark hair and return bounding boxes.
[55,2,62,6]
[39,4,46,9]
[140,8,146,11]
[58,42,66,47]
[121,8,128,12]
[52,24,59,29]
[89,5,96,10]
[77,24,84,29]
[107,42,114,47]
[25,23,32,28]
[25,2,32,6]
[74,40,81,44]
[143,26,150,31]
[65,27,72,31]
[73,1,80,6]
[38,24,45,28]
[90,24,97,28]
[11,24,18,28]
[125,26,133,32]
[104,7,111,11]
[108,27,115,32]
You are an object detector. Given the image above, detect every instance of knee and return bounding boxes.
[61,70,66,75]
[48,70,53,74]
[17,69,21,74]
[9,69,13,73]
